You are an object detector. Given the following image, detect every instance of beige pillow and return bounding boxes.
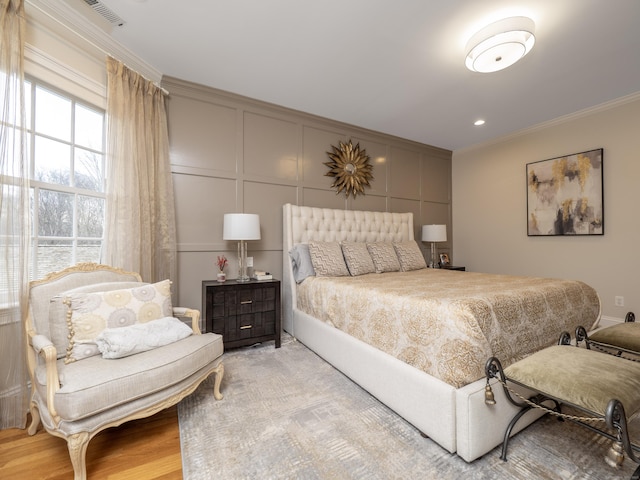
[394,241,427,271]
[49,281,146,359]
[341,242,375,276]
[366,242,401,273]
[308,241,350,277]
[64,279,173,363]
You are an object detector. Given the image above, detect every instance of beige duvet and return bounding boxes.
[296,269,600,388]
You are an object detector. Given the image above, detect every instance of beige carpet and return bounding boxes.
[178,335,639,479]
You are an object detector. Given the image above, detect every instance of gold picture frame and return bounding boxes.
[324,140,373,198]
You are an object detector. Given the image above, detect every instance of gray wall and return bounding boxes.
[452,96,640,324]
[163,77,452,312]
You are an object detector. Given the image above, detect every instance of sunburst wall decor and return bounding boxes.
[324,140,374,198]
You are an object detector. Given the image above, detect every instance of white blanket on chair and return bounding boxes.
[95,316,193,359]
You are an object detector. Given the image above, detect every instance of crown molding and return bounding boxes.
[455,90,640,155]
[26,0,162,83]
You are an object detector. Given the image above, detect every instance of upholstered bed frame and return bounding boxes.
[282,203,545,462]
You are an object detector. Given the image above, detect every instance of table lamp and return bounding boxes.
[223,213,261,282]
[422,224,447,268]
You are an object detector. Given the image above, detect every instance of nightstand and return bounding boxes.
[440,265,466,271]
[202,279,281,349]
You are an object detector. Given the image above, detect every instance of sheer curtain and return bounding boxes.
[103,57,177,285]
[0,0,29,429]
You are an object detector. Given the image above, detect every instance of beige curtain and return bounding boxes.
[0,0,29,429]
[103,57,177,285]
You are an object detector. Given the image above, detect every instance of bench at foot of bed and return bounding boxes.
[576,312,640,360]
[485,342,640,479]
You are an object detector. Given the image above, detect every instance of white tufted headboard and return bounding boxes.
[282,203,414,334]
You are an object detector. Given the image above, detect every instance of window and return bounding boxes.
[26,78,106,279]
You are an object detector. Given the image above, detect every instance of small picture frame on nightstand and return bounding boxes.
[439,253,450,266]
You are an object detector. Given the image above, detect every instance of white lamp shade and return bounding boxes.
[422,224,447,242]
[223,213,261,240]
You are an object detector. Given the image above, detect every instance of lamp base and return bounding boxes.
[430,242,440,268]
[236,240,251,282]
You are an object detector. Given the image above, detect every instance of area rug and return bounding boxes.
[178,335,639,479]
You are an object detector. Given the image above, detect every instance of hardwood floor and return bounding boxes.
[0,406,182,479]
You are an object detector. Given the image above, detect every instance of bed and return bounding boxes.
[281,204,601,462]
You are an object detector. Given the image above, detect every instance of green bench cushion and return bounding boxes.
[589,322,640,352]
[504,345,640,417]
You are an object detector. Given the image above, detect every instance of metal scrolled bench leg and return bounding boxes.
[484,334,640,479]
[485,356,562,461]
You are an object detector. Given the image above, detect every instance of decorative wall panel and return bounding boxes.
[173,174,235,249]
[163,76,452,310]
[389,147,421,199]
[244,112,298,181]
[167,95,237,173]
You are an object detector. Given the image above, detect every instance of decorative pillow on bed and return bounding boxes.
[64,279,173,363]
[341,242,376,276]
[289,243,316,283]
[393,241,427,271]
[308,241,350,277]
[366,242,401,273]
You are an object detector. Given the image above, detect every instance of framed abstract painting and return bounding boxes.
[526,148,603,236]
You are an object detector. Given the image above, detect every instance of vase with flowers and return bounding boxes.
[216,255,227,282]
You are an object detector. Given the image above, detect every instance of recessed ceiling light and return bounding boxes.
[474,119,486,126]
[465,16,535,73]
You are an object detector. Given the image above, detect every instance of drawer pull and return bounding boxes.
[240,325,252,330]
[240,300,253,305]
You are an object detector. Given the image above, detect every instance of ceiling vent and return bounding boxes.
[82,0,126,27]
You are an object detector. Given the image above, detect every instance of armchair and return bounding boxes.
[24,263,224,480]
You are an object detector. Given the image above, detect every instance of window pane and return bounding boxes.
[74,148,104,192]
[77,239,102,264]
[34,136,71,185]
[35,85,71,141]
[75,104,104,150]
[77,195,104,237]
[38,189,73,237]
[37,240,72,279]
[25,80,32,128]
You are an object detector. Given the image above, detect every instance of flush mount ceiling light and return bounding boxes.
[465,16,535,73]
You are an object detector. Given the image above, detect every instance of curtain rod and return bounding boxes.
[107,55,169,96]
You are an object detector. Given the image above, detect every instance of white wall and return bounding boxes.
[452,96,640,323]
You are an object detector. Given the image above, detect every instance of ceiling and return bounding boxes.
[71,0,640,151]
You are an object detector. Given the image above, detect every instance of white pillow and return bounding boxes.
[95,316,192,359]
